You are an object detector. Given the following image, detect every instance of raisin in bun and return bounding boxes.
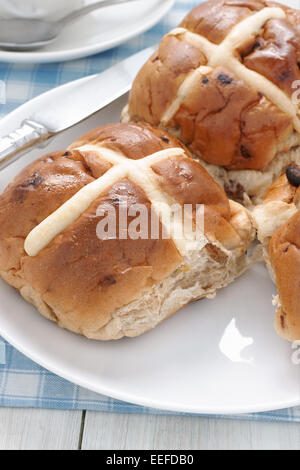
[0,123,255,340]
[253,165,300,340]
[123,0,300,204]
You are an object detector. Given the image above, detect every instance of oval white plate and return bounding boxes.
[0,78,299,414]
[0,0,175,64]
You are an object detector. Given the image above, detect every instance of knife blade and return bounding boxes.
[0,45,156,171]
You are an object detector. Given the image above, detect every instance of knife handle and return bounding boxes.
[0,120,50,171]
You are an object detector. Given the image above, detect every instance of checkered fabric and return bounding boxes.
[0,0,299,420]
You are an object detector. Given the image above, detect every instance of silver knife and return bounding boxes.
[0,45,155,171]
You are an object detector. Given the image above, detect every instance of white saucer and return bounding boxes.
[0,73,299,414]
[0,0,175,63]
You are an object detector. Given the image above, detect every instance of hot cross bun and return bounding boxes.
[123,0,300,204]
[0,123,255,340]
[253,164,300,340]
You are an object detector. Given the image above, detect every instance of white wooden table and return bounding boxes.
[0,408,299,450]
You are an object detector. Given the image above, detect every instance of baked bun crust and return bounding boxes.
[0,123,255,340]
[123,0,300,203]
[253,165,300,340]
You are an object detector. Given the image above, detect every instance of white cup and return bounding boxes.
[0,0,84,21]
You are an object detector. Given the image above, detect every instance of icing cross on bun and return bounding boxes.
[253,165,300,340]
[123,0,300,203]
[0,123,255,340]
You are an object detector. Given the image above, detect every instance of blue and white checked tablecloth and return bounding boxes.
[0,0,299,422]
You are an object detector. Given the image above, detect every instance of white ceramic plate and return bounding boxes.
[0,0,175,64]
[0,78,299,415]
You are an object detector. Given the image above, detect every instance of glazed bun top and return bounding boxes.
[0,123,252,337]
[126,0,300,170]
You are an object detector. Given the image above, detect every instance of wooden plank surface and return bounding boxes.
[82,412,300,450]
[0,408,299,450]
[0,408,83,450]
